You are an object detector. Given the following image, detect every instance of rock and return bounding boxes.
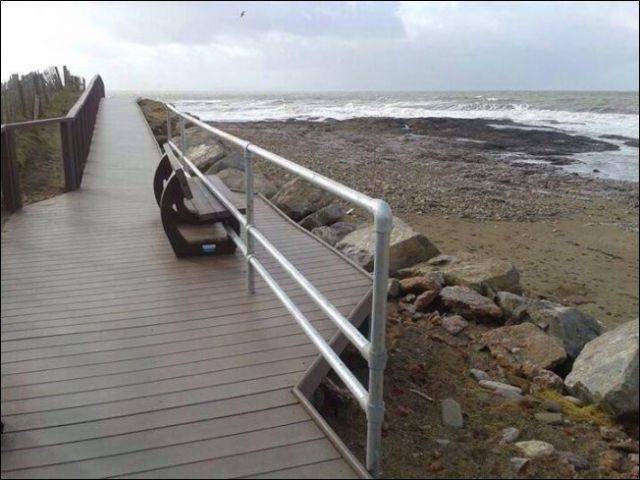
[414,290,439,312]
[299,204,345,230]
[207,151,245,174]
[387,279,401,298]
[336,217,440,273]
[400,273,444,295]
[600,426,628,442]
[526,300,603,360]
[600,449,625,472]
[565,319,639,418]
[441,398,464,429]
[542,400,563,413]
[216,168,279,198]
[481,323,567,371]
[440,286,502,322]
[629,453,639,465]
[186,142,225,171]
[271,178,334,221]
[500,427,520,445]
[530,368,564,394]
[479,380,522,394]
[558,451,589,471]
[441,315,469,335]
[509,457,529,473]
[495,291,529,323]
[311,222,356,246]
[515,440,555,458]
[563,395,584,406]
[534,412,564,425]
[402,252,521,296]
[611,439,640,453]
[403,294,416,303]
[470,369,491,382]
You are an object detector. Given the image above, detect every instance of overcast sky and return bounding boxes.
[1,1,638,92]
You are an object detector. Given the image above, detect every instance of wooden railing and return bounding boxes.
[1,75,105,213]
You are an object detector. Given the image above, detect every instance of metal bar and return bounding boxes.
[179,117,186,153]
[224,224,370,410]
[244,146,256,294]
[170,139,372,359]
[366,205,392,477]
[166,108,172,142]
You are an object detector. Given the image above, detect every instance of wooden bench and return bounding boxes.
[153,144,246,258]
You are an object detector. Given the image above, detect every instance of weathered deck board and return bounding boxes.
[1,97,369,478]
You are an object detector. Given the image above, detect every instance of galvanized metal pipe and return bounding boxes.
[244,146,256,294]
[224,224,370,410]
[179,117,186,153]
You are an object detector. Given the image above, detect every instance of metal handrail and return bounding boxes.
[164,103,392,477]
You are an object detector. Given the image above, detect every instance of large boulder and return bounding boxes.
[299,204,346,231]
[526,300,603,361]
[138,98,176,144]
[482,322,567,371]
[439,286,502,322]
[311,222,356,246]
[336,217,440,273]
[271,178,334,221]
[397,252,521,296]
[186,142,225,171]
[208,151,246,174]
[564,319,639,418]
[215,168,279,198]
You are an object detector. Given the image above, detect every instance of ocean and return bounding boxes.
[148,91,639,182]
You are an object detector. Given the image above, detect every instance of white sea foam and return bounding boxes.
[159,92,639,182]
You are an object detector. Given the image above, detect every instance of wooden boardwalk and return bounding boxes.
[1,98,371,478]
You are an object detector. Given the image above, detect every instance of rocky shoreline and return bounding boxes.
[138,98,639,478]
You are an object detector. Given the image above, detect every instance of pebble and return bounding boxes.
[500,427,520,445]
[535,412,564,425]
[558,451,589,471]
[478,380,522,394]
[542,399,563,413]
[563,395,584,406]
[509,457,529,473]
[441,398,464,429]
[470,368,491,382]
[515,440,555,458]
[441,315,469,335]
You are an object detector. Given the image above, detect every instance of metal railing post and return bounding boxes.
[244,146,256,294]
[180,116,187,153]
[166,107,172,142]
[366,201,392,478]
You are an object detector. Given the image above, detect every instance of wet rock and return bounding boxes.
[441,315,469,335]
[565,319,639,418]
[272,178,334,220]
[526,300,603,360]
[558,451,589,471]
[515,440,555,458]
[470,368,491,382]
[336,217,440,273]
[534,412,564,425]
[440,286,502,322]
[500,427,520,445]
[441,398,464,429]
[299,204,346,231]
[216,168,279,198]
[482,322,567,371]
[414,290,439,312]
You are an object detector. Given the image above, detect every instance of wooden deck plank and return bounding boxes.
[1,97,369,478]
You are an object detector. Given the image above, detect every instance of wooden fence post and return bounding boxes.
[1,128,23,212]
[60,121,77,191]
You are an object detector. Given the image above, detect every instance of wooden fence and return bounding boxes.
[1,66,84,123]
[1,75,105,213]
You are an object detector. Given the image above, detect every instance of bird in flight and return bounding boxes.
[240,11,246,18]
